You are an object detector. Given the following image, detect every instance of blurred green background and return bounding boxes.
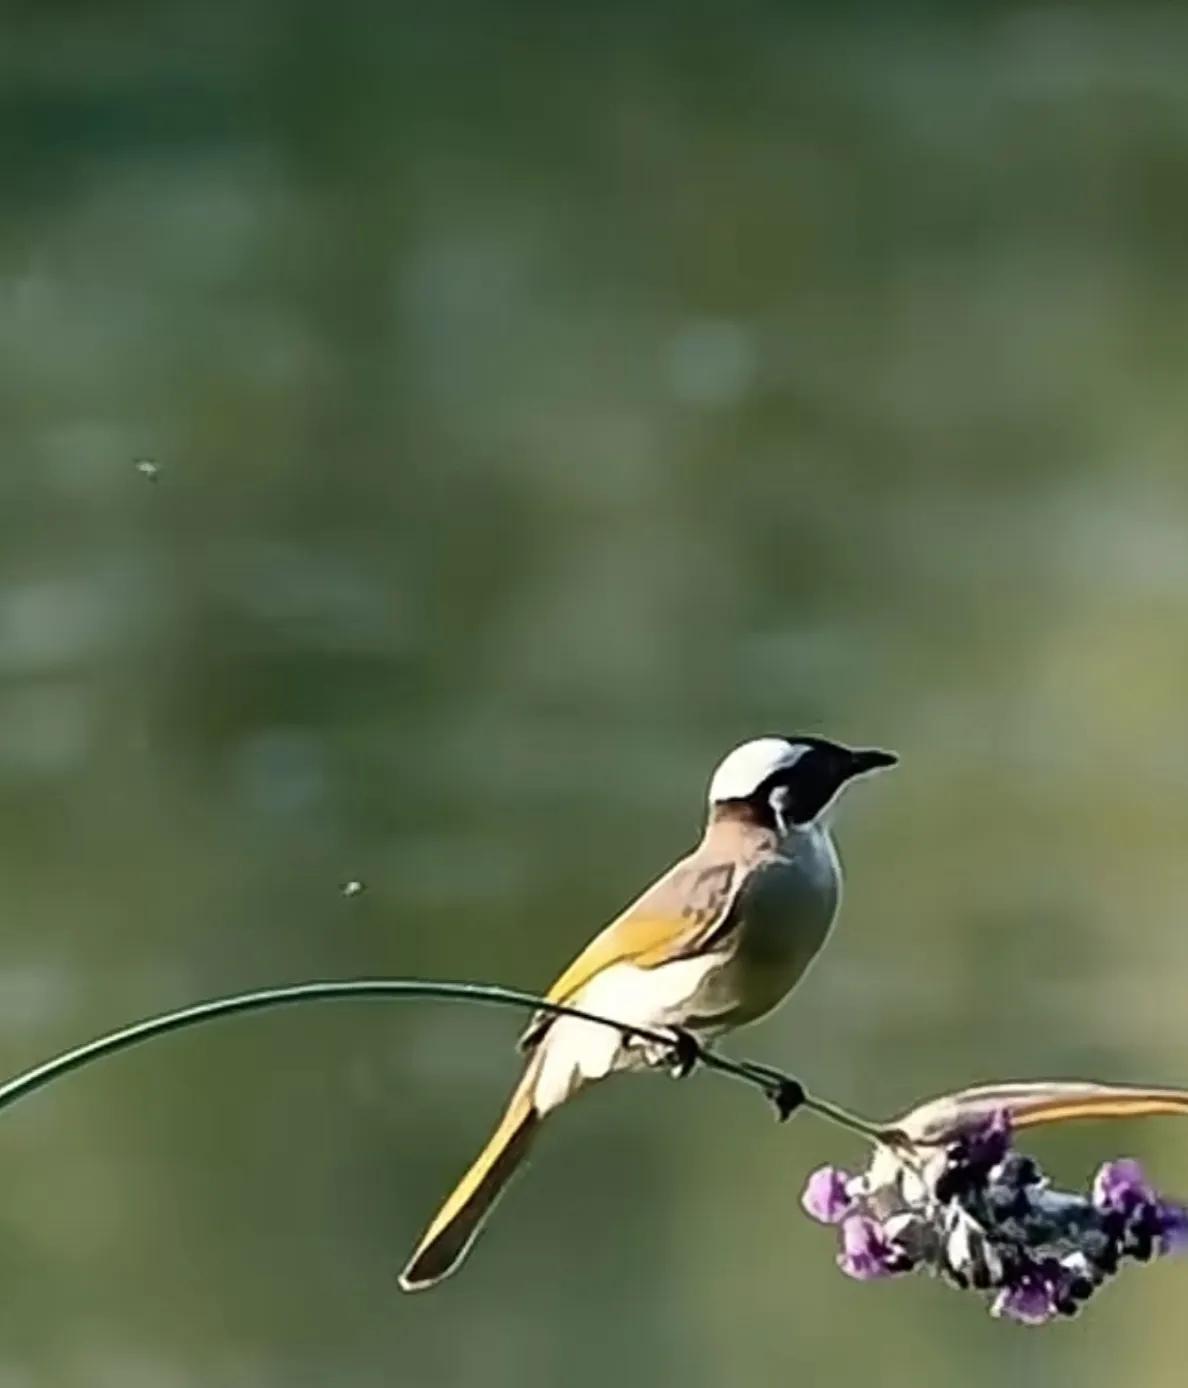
[4,1,1188,1383]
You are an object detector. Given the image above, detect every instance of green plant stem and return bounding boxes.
[719,1055,887,1141]
[0,977,883,1141]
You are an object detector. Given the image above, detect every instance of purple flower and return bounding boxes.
[991,1268,1059,1326]
[1091,1158,1188,1258]
[1158,1202,1188,1254]
[963,1110,1012,1169]
[801,1082,1188,1327]
[801,1166,853,1225]
[837,1216,900,1281]
[1093,1159,1154,1215]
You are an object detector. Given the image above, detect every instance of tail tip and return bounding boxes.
[397,1250,454,1294]
[399,1083,539,1295]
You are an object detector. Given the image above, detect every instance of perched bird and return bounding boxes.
[399,734,896,1291]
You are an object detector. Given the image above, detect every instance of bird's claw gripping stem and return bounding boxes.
[666,1027,704,1079]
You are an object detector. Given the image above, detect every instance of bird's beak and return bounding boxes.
[847,748,898,777]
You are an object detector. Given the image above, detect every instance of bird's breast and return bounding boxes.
[714,830,841,1027]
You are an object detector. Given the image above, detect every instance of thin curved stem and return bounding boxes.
[722,1055,886,1141]
[800,1093,887,1141]
[0,977,883,1142]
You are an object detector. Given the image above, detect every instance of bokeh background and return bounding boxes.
[4,2,1188,1384]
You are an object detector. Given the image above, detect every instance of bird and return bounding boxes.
[399,734,897,1291]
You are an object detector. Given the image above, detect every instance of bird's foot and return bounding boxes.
[665,1027,703,1080]
[767,1076,806,1122]
[630,1026,704,1078]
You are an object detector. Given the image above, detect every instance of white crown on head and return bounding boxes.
[707,738,807,803]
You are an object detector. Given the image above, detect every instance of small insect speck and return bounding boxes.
[135,459,160,481]
[341,879,365,898]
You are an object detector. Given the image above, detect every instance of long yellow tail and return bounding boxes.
[399,1067,540,1292]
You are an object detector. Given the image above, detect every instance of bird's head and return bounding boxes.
[707,735,897,834]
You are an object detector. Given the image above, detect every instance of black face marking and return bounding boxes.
[762,744,852,825]
[712,737,895,828]
[778,734,844,754]
[761,737,894,826]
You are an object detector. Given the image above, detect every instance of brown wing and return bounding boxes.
[517,850,746,1052]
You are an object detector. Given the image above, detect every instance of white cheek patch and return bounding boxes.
[708,738,808,802]
[768,784,793,836]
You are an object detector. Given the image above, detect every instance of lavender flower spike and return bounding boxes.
[801,1081,1188,1327]
[801,1166,853,1225]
